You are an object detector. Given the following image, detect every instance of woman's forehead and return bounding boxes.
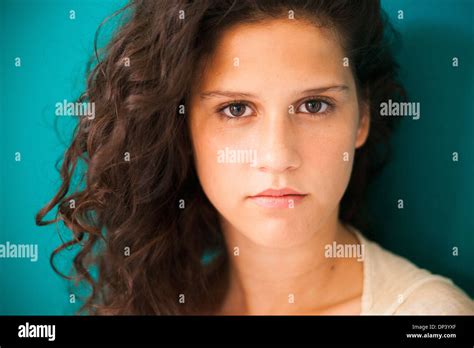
[193,19,351,97]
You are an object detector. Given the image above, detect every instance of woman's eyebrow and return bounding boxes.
[298,85,350,96]
[199,85,350,100]
[200,90,257,99]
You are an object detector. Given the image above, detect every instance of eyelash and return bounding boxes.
[216,97,335,120]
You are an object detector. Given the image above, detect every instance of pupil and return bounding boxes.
[307,100,321,113]
[230,104,245,116]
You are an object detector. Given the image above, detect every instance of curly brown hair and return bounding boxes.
[36,0,406,315]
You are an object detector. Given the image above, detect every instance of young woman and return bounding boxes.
[37,0,474,315]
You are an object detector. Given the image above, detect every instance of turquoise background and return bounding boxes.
[0,0,473,314]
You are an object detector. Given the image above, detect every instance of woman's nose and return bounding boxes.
[254,111,302,174]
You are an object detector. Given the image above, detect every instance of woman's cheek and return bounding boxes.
[302,125,356,208]
[194,129,247,213]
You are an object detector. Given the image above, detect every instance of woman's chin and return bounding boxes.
[238,220,317,249]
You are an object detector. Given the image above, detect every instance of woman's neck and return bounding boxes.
[217,211,363,315]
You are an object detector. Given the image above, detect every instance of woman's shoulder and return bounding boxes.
[351,227,474,315]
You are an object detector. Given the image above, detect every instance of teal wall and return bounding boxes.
[368,0,474,297]
[0,0,472,314]
[0,0,128,315]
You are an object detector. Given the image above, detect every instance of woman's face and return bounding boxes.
[189,19,369,248]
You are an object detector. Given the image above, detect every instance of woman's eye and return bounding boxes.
[219,103,252,118]
[297,99,330,114]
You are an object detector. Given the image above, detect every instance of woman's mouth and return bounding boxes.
[248,188,307,208]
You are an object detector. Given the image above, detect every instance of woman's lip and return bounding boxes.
[248,194,307,208]
[252,188,305,196]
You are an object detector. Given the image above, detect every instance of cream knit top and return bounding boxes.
[350,227,474,315]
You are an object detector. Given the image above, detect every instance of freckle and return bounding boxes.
[330,265,335,271]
